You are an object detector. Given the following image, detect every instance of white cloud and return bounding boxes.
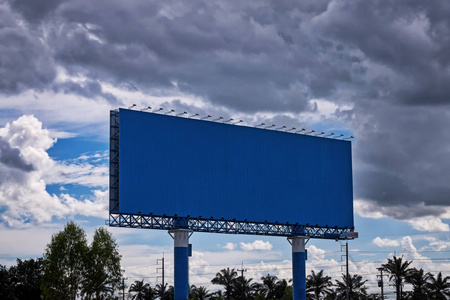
[223,242,237,250]
[354,199,385,219]
[407,216,450,232]
[0,115,108,226]
[307,245,326,260]
[373,237,400,247]
[240,240,273,251]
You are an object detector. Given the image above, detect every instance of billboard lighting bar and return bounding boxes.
[164,109,175,115]
[254,123,265,128]
[342,136,354,140]
[188,113,199,118]
[314,132,325,136]
[275,125,286,130]
[324,133,335,137]
[128,104,136,109]
[232,120,243,125]
[264,124,276,129]
[141,106,152,111]
[285,127,296,132]
[177,111,188,116]
[305,130,315,135]
[223,118,233,123]
[333,134,344,139]
[212,116,224,121]
[201,115,212,120]
[295,128,306,134]
[153,108,163,113]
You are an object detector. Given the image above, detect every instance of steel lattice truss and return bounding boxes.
[109,110,120,213]
[108,213,355,239]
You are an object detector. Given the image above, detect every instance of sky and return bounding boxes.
[1,0,450,298]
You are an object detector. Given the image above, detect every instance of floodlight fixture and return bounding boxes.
[141,106,151,111]
[264,124,275,129]
[324,133,335,137]
[153,108,163,113]
[285,127,296,132]
[295,128,306,133]
[128,104,136,109]
[342,136,354,140]
[333,134,344,139]
[201,115,212,120]
[164,109,175,115]
[189,113,199,118]
[314,132,325,136]
[223,118,233,123]
[275,125,286,130]
[305,130,316,135]
[233,120,243,125]
[255,123,265,128]
[212,116,224,121]
[177,111,188,116]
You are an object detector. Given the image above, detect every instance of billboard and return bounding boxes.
[110,108,353,232]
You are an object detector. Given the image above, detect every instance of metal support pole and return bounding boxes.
[288,236,307,300]
[169,230,192,300]
[346,242,349,300]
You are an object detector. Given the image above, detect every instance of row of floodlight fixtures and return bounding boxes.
[127,104,353,140]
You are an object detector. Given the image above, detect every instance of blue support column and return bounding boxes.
[289,237,307,300]
[170,230,192,300]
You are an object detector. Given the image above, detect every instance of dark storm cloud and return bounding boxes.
[0,5,56,93]
[0,137,33,171]
[3,0,450,219]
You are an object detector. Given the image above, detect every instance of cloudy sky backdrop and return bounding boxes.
[1,0,450,297]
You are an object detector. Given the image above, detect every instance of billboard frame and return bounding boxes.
[108,109,356,240]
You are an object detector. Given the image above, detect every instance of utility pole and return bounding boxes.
[377,267,385,299]
[121,276,128,300]
[237,261,247,300]
[157,253,165,300]
[340,243,349,300]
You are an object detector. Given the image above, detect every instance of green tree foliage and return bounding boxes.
[129,280,149,300]
[381,256,412,300]
[260,274,288,299]
[190,284,214,300]
[9,258,44,300]
[41,221,89,300]
[231,276,260,300]
[0,264,14,300]
[427,272,450,300]
[82,227,122,299]
[211,268,239,300]
[306,270,333,300]
[406,268,432,300]
[335,273,368,300]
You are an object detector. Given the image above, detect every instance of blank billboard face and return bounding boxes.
[113,109,353,229]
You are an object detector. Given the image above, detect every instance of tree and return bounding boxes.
[405,268,432,300]
[381,256,412,300]
[306,270,333,300]
[428,272,450,300]
[156,283,174,300]
[41,221,89,300]
[260,274,288,299]
[231,276,259,300]
[129,280,149,300]
[0,264,14,300]
[190,285,214,300]
[9,258,44,300]
[335,273,368,300]
[211,268,238,300]
[82,227,122,299]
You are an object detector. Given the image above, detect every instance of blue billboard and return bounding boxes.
[111,108,353,230]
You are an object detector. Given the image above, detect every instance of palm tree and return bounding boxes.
[211,268,238,300]
[405,268,432,300]
[335,273,367,300]
[143,285,157,300]
[381,256,412,300]
[156,283,173,300]
[259,274,288,299]
[306,270,333,300]
[129,280,149,300]
[428,272,450,300]
[231,276,259,300]
[190,285,214,300]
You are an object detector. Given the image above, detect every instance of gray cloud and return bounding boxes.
[3,0,450,220]
[0,137,34,172]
